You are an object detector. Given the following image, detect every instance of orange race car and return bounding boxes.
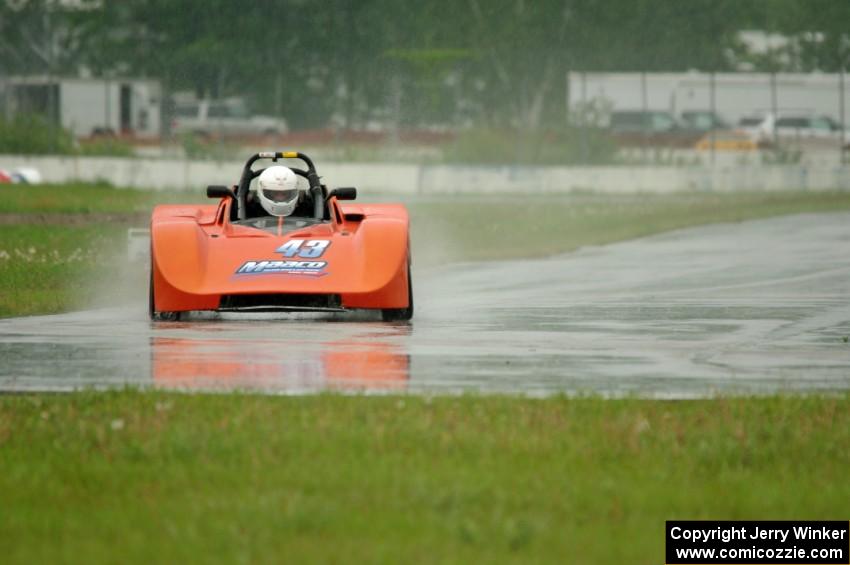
[149,151,412,321]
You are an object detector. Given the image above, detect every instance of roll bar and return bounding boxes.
[236,151,324,221]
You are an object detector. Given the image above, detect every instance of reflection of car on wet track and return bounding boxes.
[149,151,413,321]
[152,335,410,391]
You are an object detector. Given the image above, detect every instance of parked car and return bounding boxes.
[737,113,849,146]
[679,111,728,132]
[171,99,288,138]
[609,110,678,134]
[694,131,759,152]
[607,110,701,147]
[736,113,775,144]
[775,114,849,143]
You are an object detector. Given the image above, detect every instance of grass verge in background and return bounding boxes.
[0,225,126,317]
[0,182,199,215]
[0,115,140,157]
[3,183,850,317]
[0,184,203,317]
[408,190,850,264]
[0,114,75,155]
[0,391,847,564]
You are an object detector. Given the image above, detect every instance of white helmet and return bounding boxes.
[257,166,300,216]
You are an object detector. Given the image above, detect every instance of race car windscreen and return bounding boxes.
[234,215,325,235]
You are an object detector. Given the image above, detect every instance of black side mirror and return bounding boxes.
[207,185,235,199]
[328,187,357,201]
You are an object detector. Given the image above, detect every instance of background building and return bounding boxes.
[1,76,162,139]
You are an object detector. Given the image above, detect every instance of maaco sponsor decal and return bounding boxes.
[235,239,331,277]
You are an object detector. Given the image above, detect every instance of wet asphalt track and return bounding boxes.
[1,212,848,397]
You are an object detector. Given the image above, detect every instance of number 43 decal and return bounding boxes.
[275,239,331,258]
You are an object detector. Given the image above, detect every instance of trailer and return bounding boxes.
[1,76,162,139]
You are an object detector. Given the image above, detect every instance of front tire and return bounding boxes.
[381,262,413,322]
[148,268,155,320]
[149,262,181,321]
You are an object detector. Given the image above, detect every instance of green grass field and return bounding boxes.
[1,392,848,564]
[3,183,850,317]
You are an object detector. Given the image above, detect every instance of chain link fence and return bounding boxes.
[568,72,850,166]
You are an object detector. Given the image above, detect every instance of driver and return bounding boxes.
[256,165,301,217]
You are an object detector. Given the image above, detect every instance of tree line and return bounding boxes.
[1,0,849,130]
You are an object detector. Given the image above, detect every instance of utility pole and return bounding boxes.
[641,71,648,165]
[838,68,847,166]
[580,71,588,163]
[710,71,716,166]
[709,3,717,167]
[770,72,778,147]
[45,6,57,152]
[104,75,111,134]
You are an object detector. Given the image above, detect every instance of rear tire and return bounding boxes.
[381,261,413,322]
